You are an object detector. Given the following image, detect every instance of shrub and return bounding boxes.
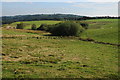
[46,25,55,32]
[50,21,84,36]
[37,24,48,31]
[31,24,37,30]
[80,22,89,29]
[16,23,24,29]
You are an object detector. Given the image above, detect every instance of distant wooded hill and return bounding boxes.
[1,14,119,24]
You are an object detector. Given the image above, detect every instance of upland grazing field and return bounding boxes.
[1,19,119,79]
[9,20,62,29]
[81,19,118,44]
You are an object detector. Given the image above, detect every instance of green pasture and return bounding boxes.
[81,19,118,44]
[2,19,119,79]
[10,20,62,29]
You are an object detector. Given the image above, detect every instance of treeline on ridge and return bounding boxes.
[1,14,119,24]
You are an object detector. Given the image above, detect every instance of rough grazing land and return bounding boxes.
[2,19,119,79]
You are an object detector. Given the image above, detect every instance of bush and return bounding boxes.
[80,22,89,29]
[16,23,24,29]
[46,25,55,32]
[37,24,48,31]
[50,21,84,36]
[31,24,37,30]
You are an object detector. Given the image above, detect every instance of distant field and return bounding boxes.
[10,20,62,29]
[2,19,119,79]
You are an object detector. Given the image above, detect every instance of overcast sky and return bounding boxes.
[1,0,119,17]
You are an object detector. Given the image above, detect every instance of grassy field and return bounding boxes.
[81,19,118,44]
[2,19,119,79]
[5,19,118,44]
[9,20,62,29]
